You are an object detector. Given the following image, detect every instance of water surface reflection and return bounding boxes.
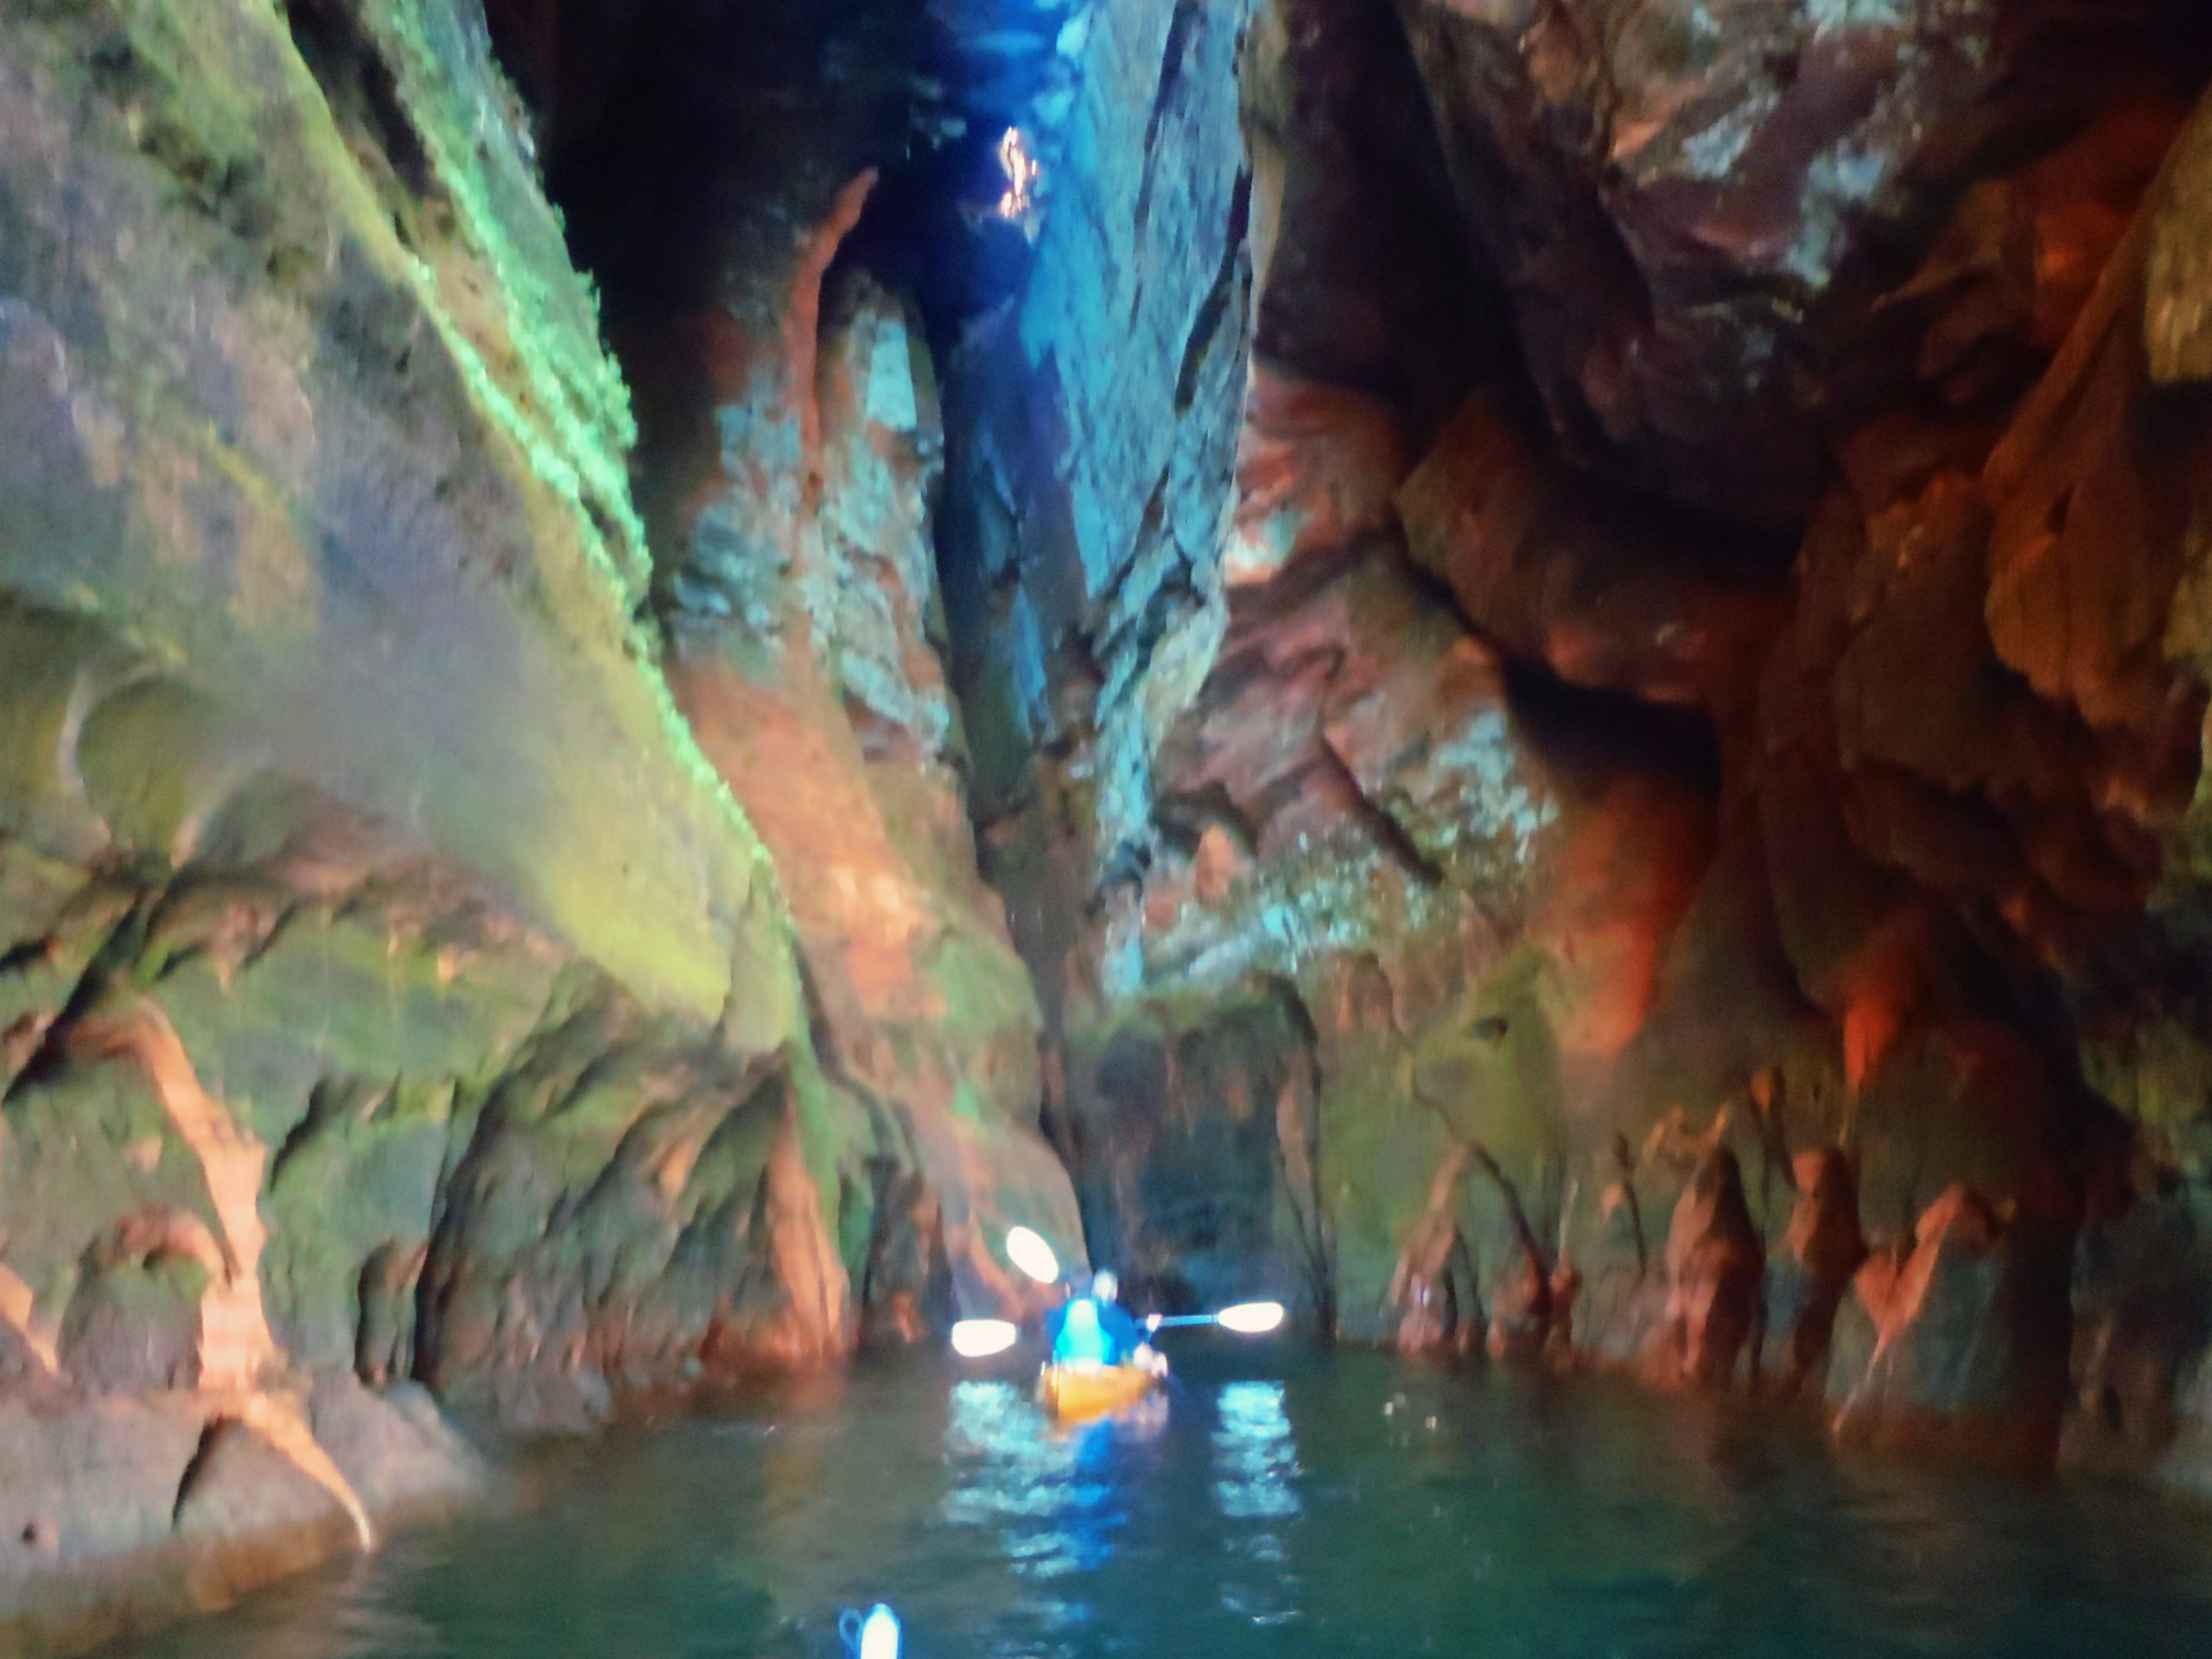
[100,1350,2212,1659]
[940,1378,1131,1637]
[1211,1380,1300,1626]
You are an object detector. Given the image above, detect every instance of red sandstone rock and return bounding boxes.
[10,16,2212,1649]
[1243,0,1500,428]
[1486,1245,1557,1364]
[1388,1146,1481,1357]
[1397,393,1788,726]
[1224,367,1408,588]
[1984,176,2209,756]
[659,225,1084,1338]
[1767,1148,1868,1397]
[1661,1147,1766,1388]
[1395,0,2173,525]
[1829,1184,2074,1468]
[0,1380,478,1658]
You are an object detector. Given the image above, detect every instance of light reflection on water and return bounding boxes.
[1212,1380,1300,1626]
[1213,1379,1300,1521]
[99,1350,2212,1659]
[941,1379,1119,1632]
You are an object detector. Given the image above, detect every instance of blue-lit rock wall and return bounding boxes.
[938,0,2212,1504]
[945,0,1256,961]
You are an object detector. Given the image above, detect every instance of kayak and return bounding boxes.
[1038,1362,1158,1421]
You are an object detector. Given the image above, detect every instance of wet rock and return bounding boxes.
[167,1415,356,1586]
[1386,1145,1482,1357]
[1393,0,2173,526]
[1829,1185,2075,1468]
[1765,1147,1868,1398]
[0,1382,478,1658]
[1661,1147,1765,1388]
[410,993,855,1424]
[1484,1248,1558,1363]
[857,1167,956,1351]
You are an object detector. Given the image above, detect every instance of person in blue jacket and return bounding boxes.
[1046,1271,1157,1370]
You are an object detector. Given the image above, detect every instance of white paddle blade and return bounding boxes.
[1216,1300,1287,1335]
[950,1319,1020,1357]
[1005,1225,1061,1285]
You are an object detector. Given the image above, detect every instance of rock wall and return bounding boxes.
[943,0,2212,1491]
[10,0,2212,1642]
[0,0,1077,1645]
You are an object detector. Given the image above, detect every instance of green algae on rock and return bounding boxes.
[0,0,1079,1646]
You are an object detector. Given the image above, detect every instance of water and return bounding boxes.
[107,1346,2212,1659]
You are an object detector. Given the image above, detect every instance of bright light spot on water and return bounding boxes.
[944,1381,1122,1590]
[1213,1381,1303,1625]
[1213,1382,1300,1521]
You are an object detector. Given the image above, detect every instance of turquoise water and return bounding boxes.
[109,1346,2212,1658]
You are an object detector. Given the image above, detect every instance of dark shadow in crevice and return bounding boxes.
[1501,655,1725,799]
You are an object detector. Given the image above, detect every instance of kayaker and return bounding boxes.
[1051,1295,1114,1366]
[1047,1271,1166,1376]
[1089,1272,1147,1359]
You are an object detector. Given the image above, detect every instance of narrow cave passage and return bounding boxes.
[13,0,2212,1651]
[464,0,2212,1495]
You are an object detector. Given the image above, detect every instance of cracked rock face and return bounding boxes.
[946,0,2212,1491]
[0,0,1080,1644]
[10,0,2212,1638]
[1392,0,2195,528]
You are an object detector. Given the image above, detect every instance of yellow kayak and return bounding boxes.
[1038,1363,1158,1422]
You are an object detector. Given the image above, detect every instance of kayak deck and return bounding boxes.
[1038,1363,1158,1422]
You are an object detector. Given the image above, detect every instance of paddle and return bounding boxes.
[949,1319,1019,1357]
[1004,1225,1060,1285]
[952,1234,1288,1354]
[948,1227,1068,1357]
[1143,1301,1287,1335]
